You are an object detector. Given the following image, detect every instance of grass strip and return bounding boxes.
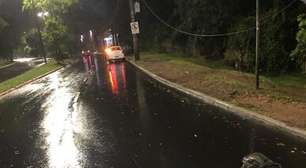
[136,52,306,129]
[0,59,61,93]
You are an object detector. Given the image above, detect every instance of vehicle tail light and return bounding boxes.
[105,48,111,54]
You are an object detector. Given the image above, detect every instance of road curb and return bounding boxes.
[128,60,306,141]
[0,62,17,70]
[0,66,64,98]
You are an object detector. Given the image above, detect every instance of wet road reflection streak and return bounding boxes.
[107,63,127,96]
[94,55,102,88]
[136,73,168,167]
[41,72,84,168]
[121,63,127,90]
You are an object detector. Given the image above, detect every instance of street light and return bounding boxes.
[89,30,93,40]
[37,11,49,18]
[80,34,85,51]
[80,34,84,43]
[36,11,48,64]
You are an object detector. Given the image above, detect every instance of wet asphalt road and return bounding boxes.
[0,56,306,168]
[0,58,45,83]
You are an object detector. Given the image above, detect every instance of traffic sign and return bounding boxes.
[135,2,140,13]
[130,21,140,34]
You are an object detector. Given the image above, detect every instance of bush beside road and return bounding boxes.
[136,52,306,130]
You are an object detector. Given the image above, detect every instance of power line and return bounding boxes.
[261,0,299,23]
[141,0,299,38]
[141,0,254,37]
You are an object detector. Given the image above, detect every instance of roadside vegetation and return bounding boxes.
[137,52,306,129]
[0,0,113,94]
[0,0,117,62]
[0,59,61,94]
[131,0,306,75]
[120,0,306,130]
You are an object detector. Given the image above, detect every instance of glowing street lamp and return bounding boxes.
[37,11,49,18]
[80,34,84,43]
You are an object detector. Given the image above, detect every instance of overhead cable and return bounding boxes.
[141,0,299,38]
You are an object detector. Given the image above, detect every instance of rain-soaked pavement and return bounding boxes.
[0,58,45,82]
[0,55,306,168]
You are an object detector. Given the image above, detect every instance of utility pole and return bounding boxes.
[90,30,96,52]
[113,33,117,46]
[129,0,140,61]
[116,34,120,46]
[255,0,260,89]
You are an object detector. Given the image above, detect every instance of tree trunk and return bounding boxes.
[192,37,198,57]
[9,49,13,62]
[246,35,251,71]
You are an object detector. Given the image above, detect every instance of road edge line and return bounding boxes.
[0,66,64,98]
[128,60,306,141]
[0,62,17,70]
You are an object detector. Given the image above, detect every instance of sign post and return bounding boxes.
[135,1,141,13]
[129,0,140,61]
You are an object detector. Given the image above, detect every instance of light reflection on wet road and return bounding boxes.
[0,56,306,167]
[41,73,82,168]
